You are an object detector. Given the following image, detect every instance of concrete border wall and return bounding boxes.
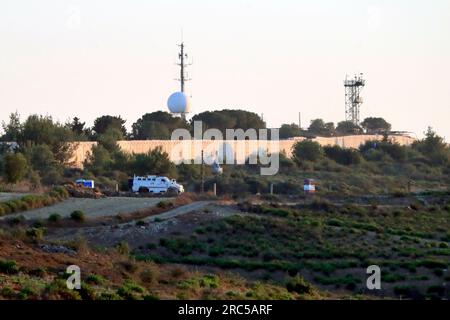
[70,134,416,168]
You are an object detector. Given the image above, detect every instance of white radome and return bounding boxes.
[167,92,191,114]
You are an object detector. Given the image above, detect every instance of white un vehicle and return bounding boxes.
[130,175,184,195]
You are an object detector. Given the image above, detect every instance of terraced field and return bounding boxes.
[135,200,450,299]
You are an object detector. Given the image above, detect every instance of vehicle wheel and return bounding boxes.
[138,187,149,194]
[166,187,178,196]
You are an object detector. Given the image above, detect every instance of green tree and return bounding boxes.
[413,127,449,165]
[336,121,363,135]
[359,140,407,162]
[20,115,75,165]
[1,112,22,142]
[26,144,56,172]
[97,127,124,153]
[70,117,92,140]
[279,123,301,139]
[324,145,362,165]
[132,111,188,140]
[130,147,176,176]
[292,140,323,163]
[70,117,85,136]
[308,119,335,137]
[84,144,113,176]
[361,117,392,134]
[92,115,127,137]
[191,110,266,138]
[3,153,28,183]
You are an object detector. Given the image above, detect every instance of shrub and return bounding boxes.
[8,215,25,225]
[48,213,62,223]
[116,241,130,255]
[286,275,314,294]
[324,145,362,165]
[0,260,20,274]
[3,153,28,183]
[1,287,15,298]
[136,220,146,227]
[77,284,96,300]
[29,267,47,277]
[292,140,323,163]
[200,274,220,289]
[86,274,105,285]
[70,210,86,222]
[26,227,45,240]
[157,200,173,209]
[44,279,81,300]
[140,269,158,284]
[18,287,38,300]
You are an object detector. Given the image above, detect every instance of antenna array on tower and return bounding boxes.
[344,73,365,125]
[176,42,192,93]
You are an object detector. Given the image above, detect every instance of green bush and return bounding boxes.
[286,275,314,294]
[86,274,105,285]
[1,287,16,298]
[79,284,96,300]
[292,140,324,163]
[3,153,28,183]
[0,260,20,274]
[48,213,62,222]
[8,215,25,225]
[26,227,45,240]
[324,145,362,165]
[70,210,86,222]
[200,274,220,289]
[157,200,173,209]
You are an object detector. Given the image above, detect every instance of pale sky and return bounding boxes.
[0,0,449,140]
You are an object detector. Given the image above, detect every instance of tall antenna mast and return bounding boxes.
[177,42,191,93]
[344,73,365,125]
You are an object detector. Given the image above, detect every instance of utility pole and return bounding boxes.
[298,112,302,129]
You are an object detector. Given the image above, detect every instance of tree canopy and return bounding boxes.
[93,115,127,137]
[308,119,335,137]
[191,109,266,138]
[279,123,301,139]
[361,117,391,134]
[292,140,324,163]
[131,111,188,140]
[336,121,363,135]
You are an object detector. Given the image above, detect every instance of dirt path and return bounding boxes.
[0,192,31,202]
[0,197,172,221]
[139,201,211,223]
[45,201,217,247]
